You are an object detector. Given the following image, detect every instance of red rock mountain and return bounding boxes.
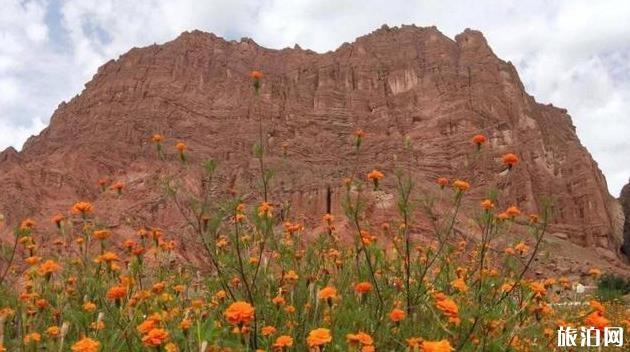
[0,25,626,271]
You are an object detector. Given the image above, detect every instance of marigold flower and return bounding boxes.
[52,214,65,227]
[92,230,111,240]
[451,278,468,293]
[497,212,509,221]
[258,202,273,218]
[346,332,373,346]
[529,281,546,297]
[95,251,119,264]
[251,70,263,92]
[72,201,93,215]
[24,332,41,344]
[436,298,459,319]
[353,128,365,148]
[502,153,519,169]
[367,169,384,189]
[389,308,406,322]
[480,199,494,210]
[514,242,529,255]
[46,325,60,337]
[436,177,449,189]
[354,282,373,295]
[111,181,125,194]
[20,218,36,231]
[306,328,332,348]
[422,339,454,352]
[224,301,255,326]
[584,311,609,330]
[283,270,299,283]
[272,295,286,306]
[472,134,487,148]
[106,285,127,301]
[175,142,186,152]
[83,302,97,312]
[273,335,294,349]
[261,325,277,336]
[137,319,157,334]
[452,180,470,192]
[589,300,605,313]
[152,134,164,143]
[142,328,169,347]
[71,336,100,352]
[37,260,61,276]
[505,206,521,217]
[318,286,338,300]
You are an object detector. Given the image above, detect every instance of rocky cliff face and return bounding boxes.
[0,25,625,266]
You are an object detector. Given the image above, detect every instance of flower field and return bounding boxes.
[0,71,628,351]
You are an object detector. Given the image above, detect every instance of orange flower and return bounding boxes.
[367,169,384,189]
[502,153,519,168]
[436,177,449,189]
[480,199,494,210]
[111,181,125,193]
[152,134,164,143]
[273,335,294,349]
[250,70,263,80]
[95,251,119,264]
[472,134,487,148]
[346,332,373,346]
[318,286,338,300]
[224,301,255,326]
[261,325,277,336]
[92,230,111,240]
[72,201,93,215]
[514,242,529,255]
[584,311,609,330]
[142,328,169,347]
[258,202,273,218]
[137,319,157,334]
[529,281,546,297]
[354,282,373,295]
[436,298,459,319]
[452,180,470,192]
[37,260,62,276]
[306,328,332,348]
[20,218,36,231]
[505,206,521,217]
[46,325,60,337]
[24,332,41,344]
[71,337,100,352]
[175,142,186,152]
[83,302,97,312]
[353,128,365,148]
[389,308,406,322]
[106,285,127,301]
[497,212,509,221]
[284,270,299,283]
[422,339,454,352]
[251,71,263,92]
[589,300,605,313]
[451,278,469,293]
[51,214,65,226]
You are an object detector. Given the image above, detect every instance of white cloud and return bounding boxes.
[0,0,628,195]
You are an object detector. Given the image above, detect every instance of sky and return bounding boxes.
[1,0,629,196]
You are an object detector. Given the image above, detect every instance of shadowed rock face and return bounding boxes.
[0,25,624,262]
[621,180,630,256]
